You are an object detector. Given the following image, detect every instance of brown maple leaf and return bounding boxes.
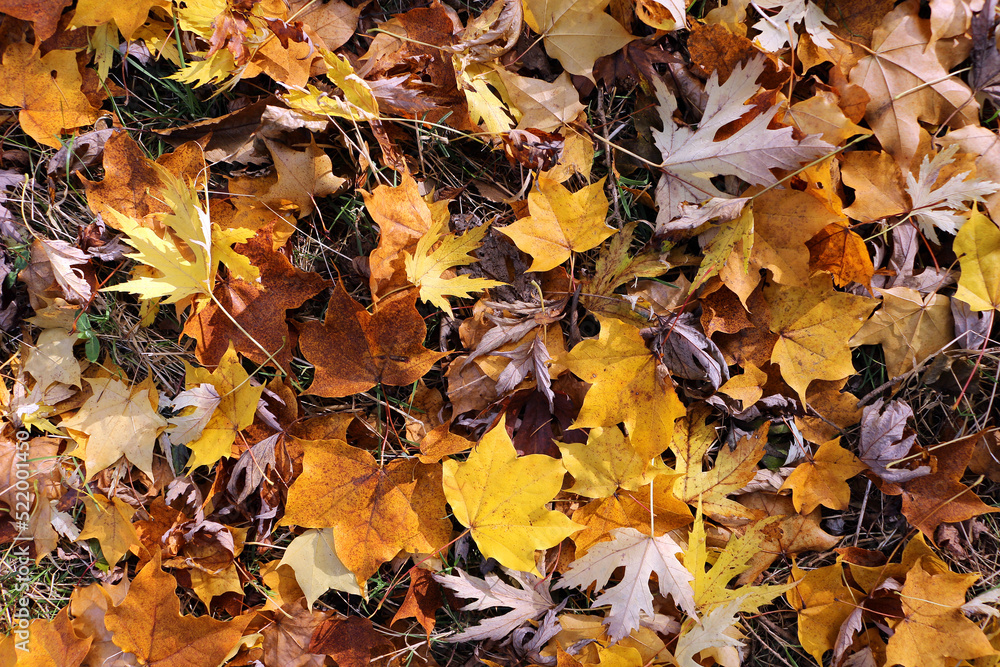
[297,283,446,397]
[182,223,330,372]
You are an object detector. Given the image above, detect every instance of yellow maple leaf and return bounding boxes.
[404,218,505,317]
[522,0,633,80]
[180,343,265,471]
[500,177,616,272]
[953,209,1000,312]
[779,438,868,514]
[283,50,379,121]
[77,494,141,566]
[103,164,257,312]
[441,416,582,574]
[558,427,659,498]
[61,377,168,481]
[564,316,685,463]
[0,44,102,148]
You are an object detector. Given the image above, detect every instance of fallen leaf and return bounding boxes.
[104,556,252,667]
[885,557,996,667]
[179,342,265,471]
[405,217,505,317]
[181,223,330,373]
[435,566,556,641]
[852,286,954,377]
[61,378,168,481]
[766,277,876,404]
[278,528,364,608]
[858,399,930,483]
[654,56,832,225]
[441,416,581,574]
[848,1,978,169]
[499,177,616,273]
[0,44,102,148]
[555,527,696,642]
[522,0,633,79]
[298,283,445,397]
[308,615,393,667]
[391,566,440,637]
[564,315,686,463]
[281,436,451,583]
[779,438,867,513]
[953,208,1000,312]
[77,494,141,566]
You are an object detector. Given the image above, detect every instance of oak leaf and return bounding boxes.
[0,44,102,148]
[653,56,832,224]
[104,557,252,667]
[564,316,685,463]
[441,416,581,574]
[435,566,556,642]
[673,597,746,667]
[61,378,168,481]
[555,527,696,642]
[280,437,451,583]
[858,399,930,483]
[499,177,616,273]
[298,283,446,398]
[779,438,867,513]
[404,218,505,317]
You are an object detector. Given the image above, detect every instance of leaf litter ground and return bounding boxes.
[1,1,1000,666]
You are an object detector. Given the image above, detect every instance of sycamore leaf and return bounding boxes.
[848,2,979,169]
[953,209,1000,312]
[653,56,833,225]
[555,527,696,643]
[779,439,867,513]
[281,436,451,584]
[278,528,364,609]
[103,164,257,311]
[441,416,581,574]
[434,566,556,642]
[559,427,657,499]
[766,277,876,405]
[522,0,633,80]
[61,378,168,481]
[298,284,446,398]
[0,44,102,148]
[404,218,505,317]
[499,177,616,272]
[904,145,998,244]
